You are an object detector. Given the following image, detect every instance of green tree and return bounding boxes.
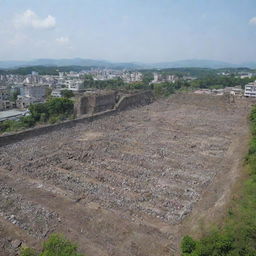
[45,88,52,99]
[20,115,36,128]
[181,236,196,254]
[84,74,94,88]
[10,91,19,101]
[20,234,84,256]
[46,98,74,116]
[61,89,74,99]
[29,103,49,122]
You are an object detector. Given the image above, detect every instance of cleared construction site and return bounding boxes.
[0,93,251,256]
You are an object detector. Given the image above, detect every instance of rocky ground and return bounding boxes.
[0,93,251,256]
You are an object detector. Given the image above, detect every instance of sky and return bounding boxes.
[0,0,256,63]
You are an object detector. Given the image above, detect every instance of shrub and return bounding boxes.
[40,234,83,256]
[29,103,49,122]
[181,236,196,254]
[46,98,74,116]
[61,89,74,99]
[20,234,84,256]
[48,115,60,124]
[20,116,36,128]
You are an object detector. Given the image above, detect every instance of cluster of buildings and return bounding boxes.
[0,71,84,111]
[194,86,244,96]
[150,73,179,84]
[193,81,256,98]
[83,69,143,83]
[217,71,256,79]
[1,67,256,119]
[0,69,144,112]
[149,73,197,85]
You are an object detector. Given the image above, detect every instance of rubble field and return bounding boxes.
[0,93,251,256]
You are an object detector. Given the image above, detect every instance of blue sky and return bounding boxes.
[0,0,256,63]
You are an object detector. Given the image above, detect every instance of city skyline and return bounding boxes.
[0,0,256,63]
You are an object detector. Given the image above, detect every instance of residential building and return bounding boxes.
[68,80,84,91]
[24,85,46,101]
[244,82,256,97]
[16,95,40,109]
[0,87,10,101]
[240,73,253,79]
[0,100,14,111]
[51,89,62,98]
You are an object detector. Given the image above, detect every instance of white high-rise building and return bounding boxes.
[244,82,256,97]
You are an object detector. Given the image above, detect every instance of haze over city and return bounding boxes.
[0,0,256,64]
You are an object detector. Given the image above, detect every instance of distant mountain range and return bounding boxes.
[0,58,255,69]
[0,58,140,69]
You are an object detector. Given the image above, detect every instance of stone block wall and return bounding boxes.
[0,91,154,146]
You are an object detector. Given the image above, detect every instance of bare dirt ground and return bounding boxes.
[0,93,251,256]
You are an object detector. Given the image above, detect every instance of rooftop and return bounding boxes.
[0,109,28,122]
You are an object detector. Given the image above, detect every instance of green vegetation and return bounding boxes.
[1,65,92,75]
[45,87,52,99]
[10,90,19,101]
[134,69,256,97]
[181,106,256,256]
[0,98,74,134]
[61,89,74,98]
[82,72,256,97]
[20,234,83,256]
[188,74,254,89]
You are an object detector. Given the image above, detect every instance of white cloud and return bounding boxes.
[14,9,56,29]
[249,17,256,25]
[56,36,70,44]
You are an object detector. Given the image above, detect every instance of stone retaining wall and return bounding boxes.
[115,91,154,111]
[0,91,154,146]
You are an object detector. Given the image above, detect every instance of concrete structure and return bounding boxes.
[23,85,46,101]
[75,91,117,116]
[0,100,14,111]
[244,82,256,97]
[67,80,84,91]
[16,96,39,109]
[240,73,253,79]
[0,109,28,122]
[51,89,62,98]
[0,91,154,143]
[16,85,46,109]
[151,73,160,84]
[0,87,9,101]
[122,72,143,83]
[150,73,178,84]
[224,87,243,96]
[166,75,178,83]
